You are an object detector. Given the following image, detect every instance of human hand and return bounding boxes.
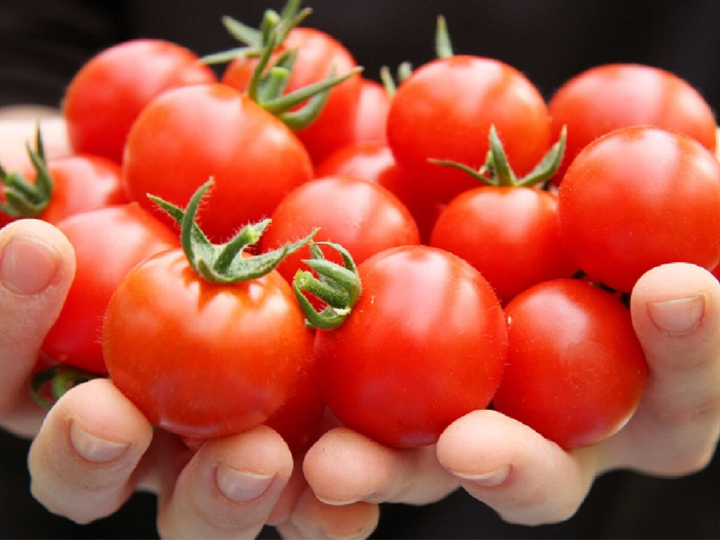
[0,108,71,171]
[303,261,720,530]
[0,219,379,539]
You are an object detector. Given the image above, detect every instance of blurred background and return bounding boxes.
[1,1,719,538]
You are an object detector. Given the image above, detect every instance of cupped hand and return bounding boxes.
[304,262,720,530]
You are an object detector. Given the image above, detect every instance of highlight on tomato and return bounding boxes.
[493,279,649,450]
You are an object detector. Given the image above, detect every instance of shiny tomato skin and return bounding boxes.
[64,39,217,163]
[558,126,720,293]
[493,279,648,450]
[387,55,551,203]
[1,153,126,227]
[42,203,179,375]
[315,245,508,448]
[350,78,390,145]
[315,142,444,244]
[122,83,314,242]
[103,249,313,439]
[260,175,420,285]
[549,63,717,184]
[222,27,362,164]
[430,186,578,304]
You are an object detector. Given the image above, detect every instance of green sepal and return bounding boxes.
[149,179,317,284]
[30,365,99,411]
[0,125,54,218]
[430,124,567,189]
[435,15,454,58]
[292,241,361,330]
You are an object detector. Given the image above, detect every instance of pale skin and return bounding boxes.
[2,114,720,538]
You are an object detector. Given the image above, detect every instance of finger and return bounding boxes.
[598,262,720,475]
[303,427,458,506]
[156,425,294,540]
[277,486,380,540]
[0,219,75,435]
[436,409,598,526]
[27,378,153,524]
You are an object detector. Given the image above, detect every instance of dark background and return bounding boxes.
[2,1,720,538]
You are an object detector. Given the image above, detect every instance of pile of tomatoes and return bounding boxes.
[4,1,720,453]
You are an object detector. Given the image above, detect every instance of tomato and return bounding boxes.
[548,63,718,184]
[63,39,217,163]
[558,126,720,293]
[430,186,578,304]
[1,152,126,228]
[349,78,390,145]
[313,245,507,448]
[222,27,363,164]
[41,203,179,375]
[103,248,313,439]
[386,55,551,203]
[315,142,444,244]
[122,83,314,242]
[260,174,420,285]
[493,279,648,450]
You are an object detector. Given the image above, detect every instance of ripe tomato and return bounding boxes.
[63,39,217,163]
[314,245,507,448]
[386,55,551,203]
[1,153,126,228]
[41,203,179,375]
[430,186,578,304]
[103,248,313,439]
[260,175,420,284]
[315,142,444,243]
[222,27,363,164]
[122,83,314,242]
[493,279,648,450]
[548,63,717,184]
[558,126,720,293]
[349,78,390,145]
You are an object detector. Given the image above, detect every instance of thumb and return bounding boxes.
[0,219,75,432]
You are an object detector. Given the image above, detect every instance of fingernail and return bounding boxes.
[0,236,61,295]
[69,422,130,463]
[215,465,274,503]
[455,465,511,487]
[646,295,706,335]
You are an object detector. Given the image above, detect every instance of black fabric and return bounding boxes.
[2,1,720,538]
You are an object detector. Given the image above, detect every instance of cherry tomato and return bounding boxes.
[42,203,179,375]
[430,186,578,304]
[1,153,126,228]
[260,174,420,285]
[64,39,217,163]
[549,63,718,184]
[222,27,362,164]
[493,279,648,450]
[315,141,444,243]
[314,245,507,448]
[349,78,390,144]
[558,126,720,293]
[103,248,313,439]
[122,83,314,242]
[387,55,551,203]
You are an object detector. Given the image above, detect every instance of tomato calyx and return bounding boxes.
[431,124,567,188]
[292,242,362,330]
[30,365,100,410]
[150,179,316,284]
[0,125,53,218]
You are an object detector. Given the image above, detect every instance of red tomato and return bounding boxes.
[63,39,217,163]
[103,248,313,439]
[493,279,648,450]
[314,245,507,448]
[315,142,444,243]
[430,186,578,304]
[222,27,362,164]
[349,78,390,144]
[42,203,179,375]
[1,153,126,228]
[558,126,720,293]
[260,175,420,285]
[387,55,551,203]
[549,63,718,184]
[122,83,314,242]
